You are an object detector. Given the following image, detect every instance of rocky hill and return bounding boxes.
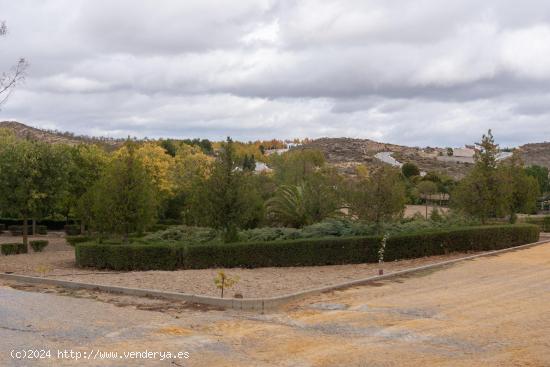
[0,121,122,148]
[301,137,473,178]
[518,142,550,168]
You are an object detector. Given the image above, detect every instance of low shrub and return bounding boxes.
[144,216,482,245]
[64,224,81,236]
[524,216,550,232]
[76,224,539,270]
[142,226,220,244]
[76,242,181,270]
[30,240,49,252]
[66,235,93,247]
[1,243,28,255]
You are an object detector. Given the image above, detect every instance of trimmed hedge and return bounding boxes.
[75,224,540,270]
[76,243,180,270]
[30,240,49,252]
[524,216,550,232]
[1,243,28,255]
[66,235,93,247]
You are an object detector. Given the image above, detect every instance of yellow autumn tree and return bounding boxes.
[173,144,213,192]
[114,142,175,198]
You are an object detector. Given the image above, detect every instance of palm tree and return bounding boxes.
[266,183,312,228]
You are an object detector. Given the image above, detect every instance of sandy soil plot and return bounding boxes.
[2,232,546,299]
[1,241,486,298]
[1,240,548,366]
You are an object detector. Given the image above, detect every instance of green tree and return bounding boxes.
[452,130,512,223]
[348,166,406,226]
[270,149,325,185]
[0,133,67,247]
[159,139,177,157]
[90,141,157,241]
[58,144,108,229]
[525,165,549,194]
[171,144,213,224]
[401,162,420,178]
[503,155,540,221]
[200,137,262,242]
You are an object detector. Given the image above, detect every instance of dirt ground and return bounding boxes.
[404,205,449,218]
[0,232,491,298]
[1,241,548,366]
[0,231,69,250]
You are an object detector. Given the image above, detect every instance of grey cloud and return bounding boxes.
[1,0,550,147]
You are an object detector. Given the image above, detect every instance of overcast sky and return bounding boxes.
[1,0,549,147]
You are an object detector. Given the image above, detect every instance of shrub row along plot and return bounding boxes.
[75,224,540,270]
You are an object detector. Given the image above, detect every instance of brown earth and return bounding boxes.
[1,240,548,366]
[1,233,489,299]
[518,141,550,168]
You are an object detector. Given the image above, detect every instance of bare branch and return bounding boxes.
[0,22,28,108]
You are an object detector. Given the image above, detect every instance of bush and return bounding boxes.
[0,223,4,233]
[36,225,47,235]
[30,240,49,252]
[142,226,220,244]
[76,243,181,270]
[524,216,550,232]
[66,235,93,247]
[1,243,28,255]
[76,224,539,270]
[64,224,81,236]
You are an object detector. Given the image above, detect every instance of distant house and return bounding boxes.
[453,147,476,158]
[254,162,273,174]
[264,142,302,156]
[265,148,289,156]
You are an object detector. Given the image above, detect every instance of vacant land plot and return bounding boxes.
[1,241,548,366]
[1,245,488,298]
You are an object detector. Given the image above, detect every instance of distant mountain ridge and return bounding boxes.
[301,137,550,179]
[1,121,549,178]
[0,121,123,148]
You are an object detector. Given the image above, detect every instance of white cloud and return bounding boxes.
[1,0,550,147]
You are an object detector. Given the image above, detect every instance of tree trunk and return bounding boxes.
[425,200,428,219]
[32,218,36,236]
[22,217,29,249]
[80,221,85,235]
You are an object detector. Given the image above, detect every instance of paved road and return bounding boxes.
[374,151,403,167]
[1,242,550,366]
